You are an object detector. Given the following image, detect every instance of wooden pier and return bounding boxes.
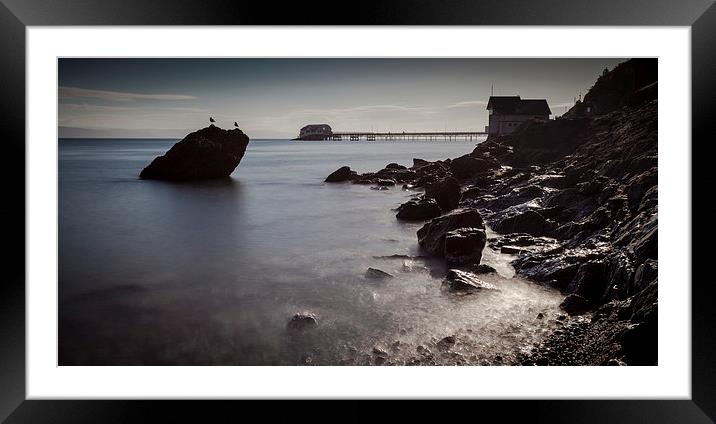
[328,131,487,142]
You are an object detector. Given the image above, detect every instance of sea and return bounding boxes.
[59,138,562,365]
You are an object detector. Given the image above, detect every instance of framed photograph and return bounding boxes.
[2,0,714,422]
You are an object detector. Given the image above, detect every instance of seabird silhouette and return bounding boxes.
[234,121,239,127]
[209,117,216,123]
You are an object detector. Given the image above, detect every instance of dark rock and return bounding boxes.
[444,228,487,266]
[353,178,374,185]
[140,125,249,181]
[627,169,657,212]
[629,279,657,325]
[493,210,554,237]
[565,260,608,303]
[287,313,318,331]
[396,197,442,221]
[500,117,592,167]
[633,259,657,294]
[560,294,591,315]
[638,185,658,213]
[376,179,396,186]
[461,186,485,200]
[393,169,419,182]
[412,158,430,169]
[417,208,485,257]
[450,154,498,179]
[535,357,549,366]
[437,335,456,350]
[424,176,461,211]
[490,233,559,251]
[620,319,657,365]
[365,268,394,279]
[501,245,522,254]
[444,269,497,292]
[372,347,388,357]
[325,166,356,182]
[514,249,595,291]
[386,163,407,170]
[471,264,497,274]
[602,250,635,300]
[630,214,658,262]
[536,313,544,319]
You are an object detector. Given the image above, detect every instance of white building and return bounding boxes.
[486,96,551,137]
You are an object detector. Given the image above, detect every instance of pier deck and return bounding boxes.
[328,131,487,141]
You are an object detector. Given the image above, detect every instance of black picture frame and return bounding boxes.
[1,0,714,422]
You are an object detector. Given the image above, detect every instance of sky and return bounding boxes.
[58,58,626,139]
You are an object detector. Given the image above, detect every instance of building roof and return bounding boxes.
[487,96,551,115]
[301,124,332,130]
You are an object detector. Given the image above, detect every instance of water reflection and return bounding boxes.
[59,139,562,365]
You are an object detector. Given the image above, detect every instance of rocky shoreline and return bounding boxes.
[325,58,658,365]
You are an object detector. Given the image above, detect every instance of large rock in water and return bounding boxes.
[444,228,487,266]
[396,197,442,221]
[325,166,356,182]
[424,176,461,211]
[140,125,249,181]
[417,208,485,257]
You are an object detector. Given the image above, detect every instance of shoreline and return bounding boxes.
[326,59,658,365]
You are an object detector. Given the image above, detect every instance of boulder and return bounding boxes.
[559,294,591,315]
[412,158,430,169]
[444,228,487,266]
[424,176,461,211]
[325,166,356,182]
[565,260,608,303]
[437,335,456,350]
[140,125,249,181]
[386,163,407,170]
[449,154,498,179]
[417,208,485,257]
[365,268,394,279]
[287,313,318,331]
[444,269,497,292]
[396,198,442,221]
[493,210,554,237]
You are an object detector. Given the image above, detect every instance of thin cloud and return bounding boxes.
[58,86,196,102]
[292,104,431,118]
[58,103,209,130]
[447,100,488,109]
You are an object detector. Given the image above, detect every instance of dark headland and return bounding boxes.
[140,124,249,181]
[326,58,658,365]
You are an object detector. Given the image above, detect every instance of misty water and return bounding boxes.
[59,138,563,365]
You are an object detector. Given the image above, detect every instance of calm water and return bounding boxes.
[59,138,562,365]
